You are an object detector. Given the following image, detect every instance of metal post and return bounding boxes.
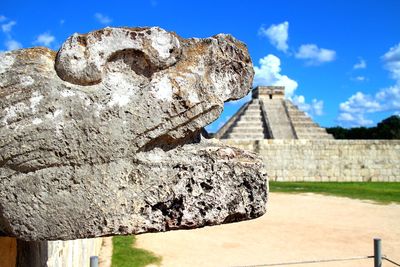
[90,256,99,267]
[374,238,382,267]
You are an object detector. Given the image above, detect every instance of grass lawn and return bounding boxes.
[269,182,400,204]
[112,235,161,267]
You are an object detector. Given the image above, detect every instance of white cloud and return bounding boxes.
[311,99,324,116]
[1,20,16,33]
[258,21,289,53]
[338,85,400,127]
[295,44,336,65]
[5,39,22,50]
[382,42,400,82]
[353,58,367,69]
[253,54,298,97]
[337,112,373,127]
[292,95,324,117]
[60,19,65,25]
[34,32,55,47]
[354,76,366,81]
[253,54,324,116]
[0,17,21,50]
[339,92,381,114]
[94,13,112,25]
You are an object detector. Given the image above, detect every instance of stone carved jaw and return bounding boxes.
[0,27,266,241]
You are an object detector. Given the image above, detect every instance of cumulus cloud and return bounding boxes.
[253,54,298,97]
[292,95,324,117]
[295,44,336,65]
[339,92,381,114]
[0,15,6,23]
[94,13,112,25]
[34,32,55,47]
[382,42,400,81]
[258,21,289,53]
[252,54,324,116]
[5,39,22,50]
[353,57,367,69]
[337,43,400,127]
[337,112,373,127]
[1,20,16,33]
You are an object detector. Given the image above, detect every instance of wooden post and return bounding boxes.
[0,237,17,267]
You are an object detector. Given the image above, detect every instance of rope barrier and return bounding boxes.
[384,256,400,267]
[232,238,400,267]
[232,255,374,267]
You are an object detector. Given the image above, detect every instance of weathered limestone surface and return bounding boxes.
[224,139,400,182]
[0,27,267,241]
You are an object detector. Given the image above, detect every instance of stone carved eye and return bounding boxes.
[55,27,181,86]
[107,49,160,79]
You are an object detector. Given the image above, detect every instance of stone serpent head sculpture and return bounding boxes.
[0,27,267,241]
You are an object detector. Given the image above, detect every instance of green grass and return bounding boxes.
[269,182,400,204]
[112,235,161,267]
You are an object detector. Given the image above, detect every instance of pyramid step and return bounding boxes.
[240,115,262,121]
[285,102,300,109]
[244,110,262,115]
[295,127,328,134]
[246,108,261,112]
[291,119,314,125]
[244,108,261,113]
[289,112,309,116]
[227,133,266,139]
[229,127,266,134]
[289,116,313,122]
[288,111,308,117]
[246,105,261,110]
[292,120,319,128]
[236,121,264,127]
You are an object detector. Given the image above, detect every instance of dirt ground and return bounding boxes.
[135,193,400,267]
[99,237,113,267]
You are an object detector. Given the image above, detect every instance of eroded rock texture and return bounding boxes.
[0,27,267,241]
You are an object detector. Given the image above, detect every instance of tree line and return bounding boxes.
[326,115,400,139]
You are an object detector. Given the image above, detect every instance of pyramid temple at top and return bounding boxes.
[215,86,333,140]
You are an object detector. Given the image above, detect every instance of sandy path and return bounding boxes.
[99,237,113,267]
[136,193,400,267]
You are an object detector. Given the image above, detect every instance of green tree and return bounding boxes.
[375,115,400,139]
[326,115,400,139]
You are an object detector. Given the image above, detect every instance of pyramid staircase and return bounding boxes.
[261,99,296,139]
[219,99,269,140]
[215,86,333,140]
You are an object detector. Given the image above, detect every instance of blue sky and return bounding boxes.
[1,0,400,132]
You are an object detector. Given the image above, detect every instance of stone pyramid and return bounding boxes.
[215,86,333,140]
